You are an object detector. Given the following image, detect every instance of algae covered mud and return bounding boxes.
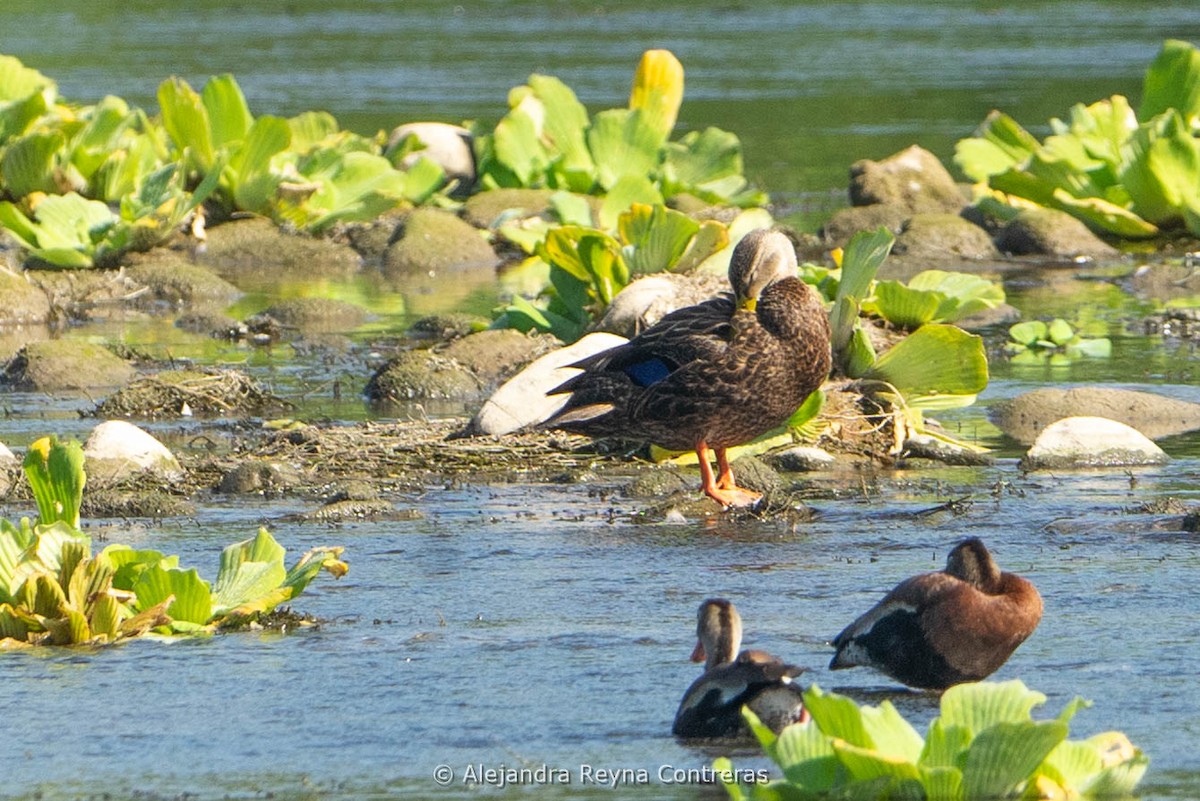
[3,3,1200,801]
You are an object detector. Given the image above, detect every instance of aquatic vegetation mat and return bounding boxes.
[719,680,1148,800]
[0,436,347,647]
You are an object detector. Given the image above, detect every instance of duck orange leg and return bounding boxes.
[696,441,762,508]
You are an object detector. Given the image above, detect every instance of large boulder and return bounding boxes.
[199,218,361,280]
[992,387,1200,445]
[1020,416,1168,470]
[848,145,966,214]
[382,208,499,277]
[3,340,135,391]
[0,268,51,325]
[893,213,1000,261]
[468,332,628,436]
[462,188,557,229]
[994,208,1118,259]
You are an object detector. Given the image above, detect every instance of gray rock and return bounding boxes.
[903,433,995,466]
[264,297,368,332]
[83,421,184,482]
[992,387,1200,445]
[3,340,135,391]
[382,208,499,277]
[218,461,304,495]
[849,145,966,214]
[597,273,728,337]
[461,188,557,229]
[994,208,1118,259]
[1020,416,1168,470]
[468,332,628,435]
[821,203,909,247]
[0,268,51,325]
[365,350,484,402]
[729,455,786,495]
[894,213,1000,261]
[199,218,362,279]
[768,445,837,472]
[386,122,475,191]
[124,252,243,309]
[438,329,560,384]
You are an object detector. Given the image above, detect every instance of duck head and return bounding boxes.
[945,537,1002,592]
[729,229,798,312]
[691,598,743,671]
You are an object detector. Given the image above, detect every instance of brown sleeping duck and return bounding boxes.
[829,538,1043,690]
[673,598,809,738]
[545,229,831,508]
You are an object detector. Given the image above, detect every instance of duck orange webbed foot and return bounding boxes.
[704,485,763,509]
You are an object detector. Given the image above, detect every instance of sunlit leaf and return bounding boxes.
[1140,39,1200,127]
[863,324,988,400]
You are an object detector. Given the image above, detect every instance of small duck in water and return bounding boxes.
[673,598,809,738]
[830,538,1043,690]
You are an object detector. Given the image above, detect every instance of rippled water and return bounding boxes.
[2,3,1200,799]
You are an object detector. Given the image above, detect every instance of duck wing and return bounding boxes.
[829,573,968,689]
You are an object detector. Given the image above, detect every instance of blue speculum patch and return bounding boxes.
[625,358,672,386]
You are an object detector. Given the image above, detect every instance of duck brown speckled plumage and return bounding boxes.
[544,229,832,508]
[829,538,1044,690]
[673,599,808,738]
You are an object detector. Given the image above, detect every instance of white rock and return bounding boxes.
[387,122,475,187]
[470,332,628,436]
[0,441,17,463]
[83,420,183,482]
[1020,416,1168,470]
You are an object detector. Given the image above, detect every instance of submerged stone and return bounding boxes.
[438,329,559,384]
[264,297,369,332]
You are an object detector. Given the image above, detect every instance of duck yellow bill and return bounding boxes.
[738,297,757,312]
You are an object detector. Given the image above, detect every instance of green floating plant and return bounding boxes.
[1006,318,1113,365]
[718,680,1148,801]
[0,437,347,648]
[498,202,728,343]
[474,49,765,208]
[809,228,991,454]
[955,38,1200,239]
